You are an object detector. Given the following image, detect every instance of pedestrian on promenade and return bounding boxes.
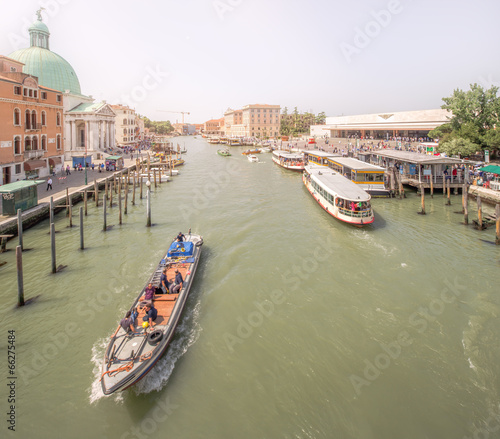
[66,165,71,175]
[91,163,95,171]
[46,177,53,191]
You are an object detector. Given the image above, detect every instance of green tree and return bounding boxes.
[438,137,479,158]
[316,112,326,125]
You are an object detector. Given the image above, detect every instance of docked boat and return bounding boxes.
[100,232,204,395]
[217,149,231,157]
[272,151,305,171]
[242,149,261,155]
[260,147,271,153]
[303,165,374,226]
[247,155,259,162]
[229,138,242,146]
[219,137,228,144]
[207,137,219,144]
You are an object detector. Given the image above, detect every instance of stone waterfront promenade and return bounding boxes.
[0,154,141,236]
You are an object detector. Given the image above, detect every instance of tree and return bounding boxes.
[438,137,479,158]
[316,112,326,125]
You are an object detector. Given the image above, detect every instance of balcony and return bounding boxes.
[25,123,42,132]
[24,149,45,159]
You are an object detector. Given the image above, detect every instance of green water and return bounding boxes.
[1,137,499,439]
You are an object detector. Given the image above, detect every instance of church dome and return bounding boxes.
[8,13,82,95]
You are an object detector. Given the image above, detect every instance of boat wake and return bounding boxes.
[89,339,124,404]
[88,301,202,402]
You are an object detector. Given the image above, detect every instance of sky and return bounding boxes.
[1,0,499,124]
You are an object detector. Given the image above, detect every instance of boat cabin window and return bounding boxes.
[335,196,372,217]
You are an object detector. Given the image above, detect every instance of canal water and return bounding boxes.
[1,137,499,439]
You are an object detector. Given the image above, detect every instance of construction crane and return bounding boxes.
[157,110,190,124]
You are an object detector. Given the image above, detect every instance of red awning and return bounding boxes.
[48,157,62,166]
[24,160,46,171]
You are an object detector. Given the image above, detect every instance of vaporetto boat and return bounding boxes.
[303,165,374,226]
[272,150,305,171]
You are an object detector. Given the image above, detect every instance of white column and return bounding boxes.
[110,120,115,147]
[71,120,77,152]
[100,121,105,149]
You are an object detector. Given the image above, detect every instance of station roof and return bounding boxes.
[370,150,463,165]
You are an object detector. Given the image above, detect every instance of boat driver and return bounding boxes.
[176,232,185,242]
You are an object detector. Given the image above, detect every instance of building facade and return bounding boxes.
[203,118,225,136]
[112,105,138,147]
[224,104,281,138]
[0,56,64,184]
[311,109,451,139]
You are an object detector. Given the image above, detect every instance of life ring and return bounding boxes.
[147,330,163,345]
[180,248,185,252]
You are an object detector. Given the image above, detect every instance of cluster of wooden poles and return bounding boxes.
[13,162,175,307]
[416,178,500,244]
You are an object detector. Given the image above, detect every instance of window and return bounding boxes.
[25,136,31,151]
[14,137,21,155]
[28,89,33,97]
[41,91,47,100]
[14,86,21,95]
[56,112,61,126]
[56,95,62,102]
[33,90,38,98]
[32,136,38,150]
[14,109,21,126]
[23,88,27,96]
[15,164,21,174]
[31,110,37,128]
[56,134,61,150]
[25,110,31,129]
[41,135,47,150]
[41,111,46,126]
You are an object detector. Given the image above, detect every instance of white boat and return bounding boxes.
[272,150,305,171]
[229,138,242,146]
[247,155,259,162]
[260,147,271,153]
[207,137,219,144]
[303,165,374,226]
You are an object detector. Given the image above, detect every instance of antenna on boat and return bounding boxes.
[188,228,191,235]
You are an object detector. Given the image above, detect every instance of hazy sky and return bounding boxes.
[1,0,499,124]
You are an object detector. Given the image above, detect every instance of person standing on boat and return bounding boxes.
[144,282,155,305]
[176,232,185,242]
[160,268,171,294]
[142,303,158,329]
[171,269,183,294]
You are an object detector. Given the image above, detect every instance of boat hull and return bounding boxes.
[100,233,203,395]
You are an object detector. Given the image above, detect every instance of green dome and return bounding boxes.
[9,46,82,95]
[29,20,49,34]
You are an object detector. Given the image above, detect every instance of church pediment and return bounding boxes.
[96,104,116,117]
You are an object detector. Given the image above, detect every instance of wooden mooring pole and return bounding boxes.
[477,196,483,229]
[446,179,451,205]
[146,182,151,227]
[66,188,70,216]
[119,187,122,225]
[463,184,469,225]
[496,204,500,245]
[94,179,99,207]
[124,181,128,214]
[17,209,23,251]
[68,195,73,228]
[420,184,425,215]
[103,194,107,232]
[79,207,84,250]
[84,189,88,216]
[16,245,24,306]
[51,223,56,274]
[140,175,143,199]
[109,182,113,208]
[50,196,54,224]
[132,173,136,205]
